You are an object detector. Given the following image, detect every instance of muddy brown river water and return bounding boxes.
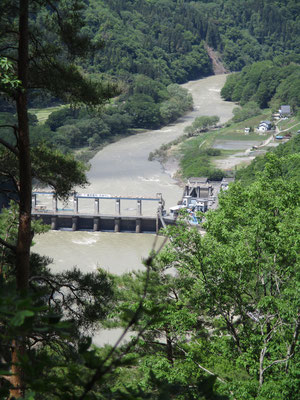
[33,74,235,344]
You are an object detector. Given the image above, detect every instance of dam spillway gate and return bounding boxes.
[32,192,173,233]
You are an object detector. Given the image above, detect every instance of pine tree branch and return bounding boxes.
[0,236,17,252]
[175,343,237,399]
[0,137,18,156]
[0,125,19,155]
[0,55,18,62]
[0,171,20,194]
[0,46,18,52]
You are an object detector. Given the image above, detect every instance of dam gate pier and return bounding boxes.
[32,192,173,233]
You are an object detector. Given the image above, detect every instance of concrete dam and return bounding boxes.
[32,192,175,233]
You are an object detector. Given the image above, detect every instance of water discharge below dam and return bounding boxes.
[33,74,235,344]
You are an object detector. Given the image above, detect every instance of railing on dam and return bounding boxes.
[31,191,173,233]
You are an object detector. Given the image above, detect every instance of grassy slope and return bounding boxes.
[29,105,65,124]
[276,116,300,133]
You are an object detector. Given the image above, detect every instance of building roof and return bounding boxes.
[188,177,208,185]
[221,177,235,184]
[280,105,291,114]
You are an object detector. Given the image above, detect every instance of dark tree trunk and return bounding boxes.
[9,340,26,399]
[16,0,31,294]
[10,0,31,397]
[165,327,174,366]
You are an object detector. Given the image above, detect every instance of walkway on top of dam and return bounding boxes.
[32,191,171,233]
[32,191,165,214]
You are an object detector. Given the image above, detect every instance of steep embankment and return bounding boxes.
[205,45,228,75]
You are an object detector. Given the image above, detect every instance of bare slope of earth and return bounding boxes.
[205,44,228,75]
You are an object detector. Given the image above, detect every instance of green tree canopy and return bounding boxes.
[111,155,300,399]
[221,61,300,110]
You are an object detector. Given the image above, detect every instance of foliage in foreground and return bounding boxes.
[0,202,116,399]
[111,154,299,399]
[0,151,299,399]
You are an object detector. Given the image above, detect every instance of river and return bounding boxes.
[33,74,235,343]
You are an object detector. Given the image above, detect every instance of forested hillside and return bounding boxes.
[1,0,299,100]
[221,61,300,109]
[82,0,300,80]
[1,0,300,152]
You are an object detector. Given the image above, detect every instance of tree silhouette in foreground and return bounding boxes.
[0,0,117,396]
